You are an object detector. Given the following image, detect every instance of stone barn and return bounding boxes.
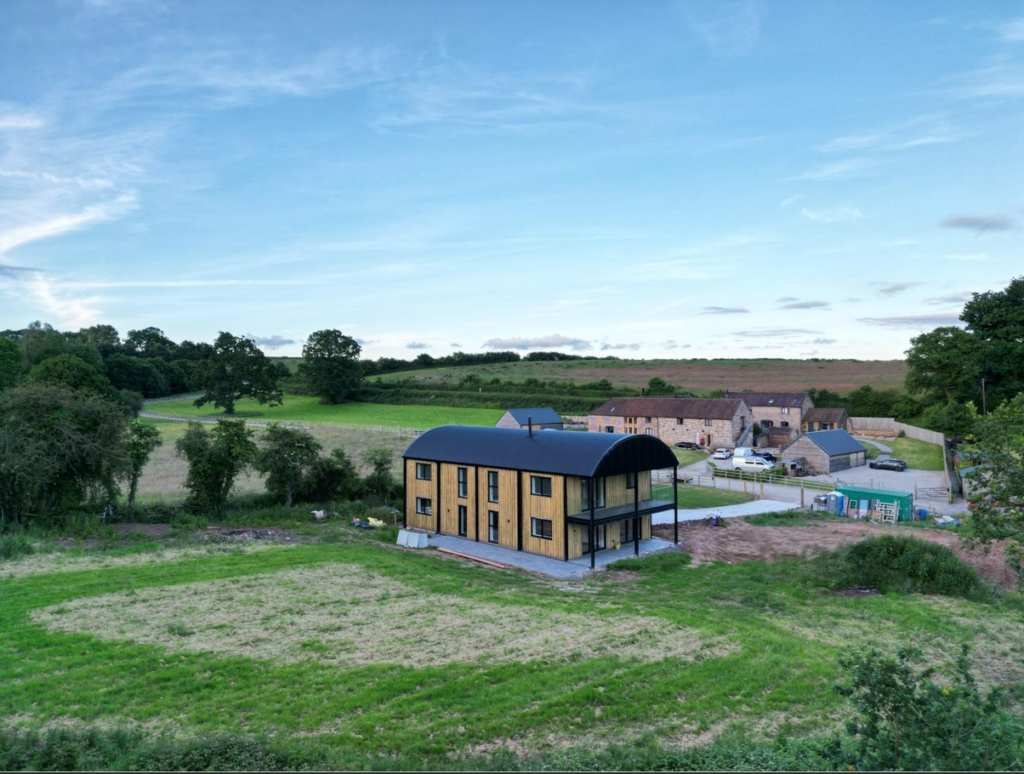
[782,429,867,475]
[496,407,564,431]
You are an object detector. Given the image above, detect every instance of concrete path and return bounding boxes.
[855,437,892,454]
[425,534,680,579]
[652,499,796,524]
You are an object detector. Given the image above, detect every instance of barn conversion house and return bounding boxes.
[403,425,680,568]
[782,429,867,474]
[588,397,753,449]
[495,407,564,431]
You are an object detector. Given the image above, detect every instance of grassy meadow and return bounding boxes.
[145,394,503,429]
[1,526,1021,768]
[372,358,909,393]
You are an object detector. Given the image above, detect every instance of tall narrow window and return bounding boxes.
[488,510,499,543]
[487,471,499,502]
[704,418,712,427]
[626,471,636,490]
[457,467,468,498]
[415,463,431,481]
[458,505,468,536]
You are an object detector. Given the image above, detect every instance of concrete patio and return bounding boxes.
[425,534,680,579]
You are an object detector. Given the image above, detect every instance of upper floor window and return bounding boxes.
[530,476,552,497]
[782,407,790,414]
[704,418,712,427]
[645,416,652,422]
[488,471,499,502]
[626,471,636,489]
[457,467,468,498]
[415,463,431,481]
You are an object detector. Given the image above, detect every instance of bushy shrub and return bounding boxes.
[826,535,994,601]
[0,532,34,561]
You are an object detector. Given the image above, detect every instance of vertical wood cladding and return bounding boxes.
[439,463,477,540]
[405,459,436,531]
[522,473,565,558]
[475,467,519,549]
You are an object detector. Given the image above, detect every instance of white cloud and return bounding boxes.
[24,274,103,329]
[0,107,45,131]
[779,195,801,208]
[0,194,138,256]
[945,253,988,261]
[1000,17,1024,43]
[801,206,862,223]
[681,0,766,56]
[950,63,1024,99]
[483,334,592,351]
[792,159,874,181]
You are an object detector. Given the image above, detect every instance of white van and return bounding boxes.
[733,447,755,458]
[732,456,775,472]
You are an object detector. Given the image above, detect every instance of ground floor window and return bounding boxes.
[582,524,606,554]
[458,505,468,536]
[416,497,432,515]
[530,517,552,540]
[488,510,499,543]
[620,519,636,544]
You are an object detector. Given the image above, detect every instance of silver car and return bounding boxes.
[712,448,732,460]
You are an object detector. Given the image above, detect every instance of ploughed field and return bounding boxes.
[374,358,908,393]
[2,522,1022,765]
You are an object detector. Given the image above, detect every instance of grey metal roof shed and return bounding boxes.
[801,429,866,455]
[504,407,564,426]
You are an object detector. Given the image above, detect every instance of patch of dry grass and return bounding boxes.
[136,423,408,498]
[34,564,727,668]
[0,542,290,580]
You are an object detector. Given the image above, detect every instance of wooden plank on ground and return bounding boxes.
[436,547,509,569]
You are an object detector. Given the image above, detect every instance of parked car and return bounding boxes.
[756,451,777,464]
[674,441,701,450]
[733,456,775,472]
[870,457,908,471]
[712,448,732,460]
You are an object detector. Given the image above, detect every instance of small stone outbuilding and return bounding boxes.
[802,407,849,432]
[496,407,564,431]
[782,429,867,475]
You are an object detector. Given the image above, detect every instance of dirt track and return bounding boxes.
[652,519,1020,591]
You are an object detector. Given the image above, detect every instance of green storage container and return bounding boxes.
[835,486,914,522]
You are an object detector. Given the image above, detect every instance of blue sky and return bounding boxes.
[0,0,1021,360]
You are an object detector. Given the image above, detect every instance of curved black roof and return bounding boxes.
[404,426,677,477]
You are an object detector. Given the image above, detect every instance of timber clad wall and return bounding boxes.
[522,474,565,558]
[781,437,866,475]
[405,459,437,532]
[566,516,652,559]
[478,467,519,550]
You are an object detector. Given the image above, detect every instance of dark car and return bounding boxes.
[674,441,701,450]
[870,457,907,471]
[756,452,777,464]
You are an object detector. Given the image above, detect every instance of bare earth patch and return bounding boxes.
[0,542,290,580]
[33,564,726,668]
[653,519,1021,590]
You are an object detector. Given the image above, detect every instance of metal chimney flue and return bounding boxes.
[528,417,533,436]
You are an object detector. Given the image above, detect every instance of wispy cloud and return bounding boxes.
[781,300,830,310]
[450,342,461,347]
[406,341,429,350]
[0,194,138,255]
[814,114,962,153]
[949,63,1024,99]
[812,337,837,344]
[246,334,296,349]
[779,195,801,208]
[680,0,766,56]
[924,291,973,305]
[734,328,819,338]
[483,334,592,351]
[0,104,45,131]
[940,215,1015,232]
[792,159,874,181]
[599,342,641,351]
[1001,18,1024,42]
[663,340,692,350]
[801,206,862,223]
[877,282,921,296]
[700,306,749,314]
[858,314,963,328]
[22,274,103,329]
[776,296,799,302]
[945,253,988,261]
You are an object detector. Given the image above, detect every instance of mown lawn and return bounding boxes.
[145,394,503,429]
[1,531,1020,767]
[885,437,945,471]
[653,483,754,509]
[672,448,708,467]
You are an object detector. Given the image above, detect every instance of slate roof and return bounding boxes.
[804,407,848,424]
[590,396,745,420]
[503,407,563,426]
[802,429,866,456]
[404,425,678,477]
[722,391,810,408]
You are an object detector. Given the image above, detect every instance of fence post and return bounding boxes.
[800,486,805,508]
[760,482,764,498]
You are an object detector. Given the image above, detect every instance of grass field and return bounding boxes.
[2,528,1020,767]
[373,358,908,393]
[672,448,708,467]
[145,395,503,429]
[653,484,754,509]
[885,437,945,471]
[135,420,411,501]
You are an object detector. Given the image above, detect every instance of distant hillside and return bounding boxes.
[371,358,908,394]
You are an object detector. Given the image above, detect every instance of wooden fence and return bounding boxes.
[849,417,945,445]
[139,411,424,437]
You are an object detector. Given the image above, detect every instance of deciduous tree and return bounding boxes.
[0,337,22,392]
[194,332,283,414]
[124,421,162,508]
[256,424,322,507]
[299,329,363,405]
[175,419,257,515]
[27,354,117,399]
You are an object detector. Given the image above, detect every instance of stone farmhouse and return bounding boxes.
[588,397,754,449]
[722,391,813,441]
[802,407,850,432]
